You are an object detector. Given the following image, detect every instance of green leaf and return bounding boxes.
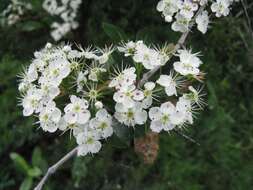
[19,177,33,190]
[72,157,88,188]
[28,167,42,178]
[31,147,48,172]
[20,21,44,32]
[102,22,127,42]
[10,153,30,175]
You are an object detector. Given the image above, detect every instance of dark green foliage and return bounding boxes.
[0,0,253,190]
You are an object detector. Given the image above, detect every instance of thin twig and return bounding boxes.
[240,0,253,38]
[174,129,200,146]
[34,147,78,190]
[138,6,206,87]
[236,1,253,17]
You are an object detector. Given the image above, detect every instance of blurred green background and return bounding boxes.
[0,0,253,189]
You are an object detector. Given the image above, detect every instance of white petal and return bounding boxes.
[144,82,155,90]
[142,97,152,109]
[89,141,102,153]
[134,110,147,125]
[77,111,91,124]
[64,112,77,124]
[160,102,176,114]
[149,107,162,120]
[132,90,144,101]
[150,120,163,133]
[157,75,172,87]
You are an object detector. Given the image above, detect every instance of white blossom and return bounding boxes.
[109,67,137,90]
[156,74,177,96]
[64,95,90,124]
[22,88,43,116]
[173,49,202,76]
[118,41,137,56]
[89,109,113,138]
[114,102,147,127]
[211,0,231,17]
[76,127,102,156]
[113,85,144,108]
[142,82,156,109]
[38,102,61,133]
[196,10,209,34]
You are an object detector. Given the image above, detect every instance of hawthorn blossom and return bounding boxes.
[40,57,71,86]
[171,13,191,33]
[64,95,90,124]
[96,45,114,64]
[43,0,82,41]
[149,98,193,133]
[118,41,137,56]
[76,127,102,156]
[89,109,113,138]
[156,0,182,23]
[114,102,147,127]
[211,0,231,17]
[141,82,156,109]
[156,74,177,96]
[38,102,61,133]
[173,49,202,76]
[22,88,43,116]
[113,85,144,108]
[133,41,168,70]
[109,67,137,90]
[179,0,198,19]
[196,10,209,34]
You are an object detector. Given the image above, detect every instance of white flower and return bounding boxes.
[179,0,198,19]
[172,13,191,33]
[156,74,177,96]
[42,57,71,86]
[211,0,231,17]
[156,0,182,22]
[118,41,137,56]
[173,49,202,76]
[38,102,61,133]
[113,85,144,108]
[149,98,194,132]
[40,83,60,100]
[88,66,107,82]
[64,95,90,124]
[196,10,209,34]
[89,109,113,138]
[109,67,136,90]
[133,42,165,70]
[96,45,114,64]
[114,102,147,127]
[149,102,176,133]
[176,96,193,125]
[22,88,43,116]
[76,128,102,156]
[184,86,206,109]
[142,82,156,109]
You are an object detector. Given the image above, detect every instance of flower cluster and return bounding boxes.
[157,0,238,34]
[0,0,32,26]
[118,41,170,70]
[18,41,206,156]
[43,0,82,41]
[18,43,114,156]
